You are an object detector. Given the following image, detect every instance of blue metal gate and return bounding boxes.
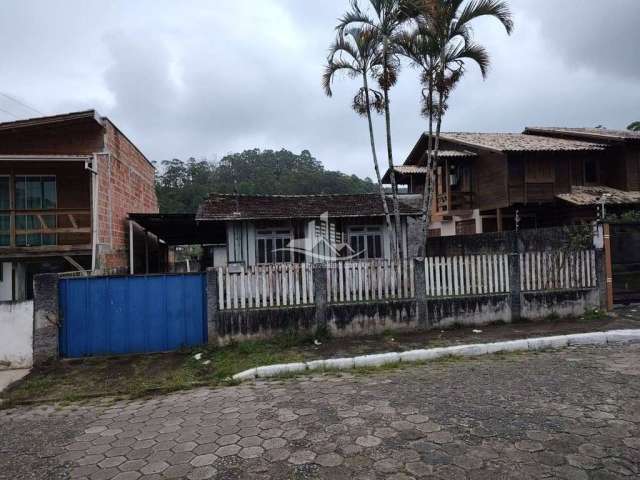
[59,273,207,358]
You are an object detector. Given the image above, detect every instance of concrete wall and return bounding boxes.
[0,262,12,301]
[327,300,417,337]
[427,294,511,329]
[521,289,600,319]
[426,225,589,256]
[208,287,599,345]
[0,300,33,369]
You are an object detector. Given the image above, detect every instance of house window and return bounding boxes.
[0,177,9,246]
[256,229,292,263]
[455,219,476,236]
[348,226,383,259]
[14,176,57,247]
[585,158,598,184]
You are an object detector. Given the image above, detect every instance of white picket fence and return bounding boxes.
[520,249,596,291]
[326,260,415,303]
[218,263,314,310]
[424,254,510,297]
[216,250,598,310]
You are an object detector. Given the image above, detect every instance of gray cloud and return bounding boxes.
[0,0,638,179]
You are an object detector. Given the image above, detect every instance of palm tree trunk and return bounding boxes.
[418,76,435,257]
[363,72,394,252]
[382,37,402,259]
[425,83,446,240]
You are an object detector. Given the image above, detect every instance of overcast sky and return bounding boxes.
[1,0,638,178]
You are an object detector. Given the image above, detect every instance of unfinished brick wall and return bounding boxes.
[95,120,158,269]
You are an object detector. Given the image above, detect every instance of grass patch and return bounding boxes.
[1,329,325,408]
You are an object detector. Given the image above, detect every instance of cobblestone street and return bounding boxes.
[2,344,640,479]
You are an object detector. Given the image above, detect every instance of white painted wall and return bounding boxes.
[0,262,12,302]
[0,300,33,369]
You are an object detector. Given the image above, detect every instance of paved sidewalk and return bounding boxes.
[1,344,639,479]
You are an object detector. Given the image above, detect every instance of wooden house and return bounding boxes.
[383,127,640,236]
[193,193,422,266]
[0,111,158,300]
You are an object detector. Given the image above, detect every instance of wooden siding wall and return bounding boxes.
[0,120,103,155]
[473,150,508,209]
[624,146,640,191]
[505,150,631,206]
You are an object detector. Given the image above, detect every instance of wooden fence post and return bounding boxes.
[313,264,328,329]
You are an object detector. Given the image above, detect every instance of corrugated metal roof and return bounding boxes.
[556,186,640,206]
[440,132,606,152]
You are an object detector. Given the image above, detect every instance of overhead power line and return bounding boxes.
[0,92,44,115]
[0,107,18,119]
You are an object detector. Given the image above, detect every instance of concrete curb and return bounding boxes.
[231,329,640,382]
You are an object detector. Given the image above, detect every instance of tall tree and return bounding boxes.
[415,0,513,254]
[628,121,640,132]
[322,26,397,256]
[337,0,419,258]
[155,150,377,213]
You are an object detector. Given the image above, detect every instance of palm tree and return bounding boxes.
[337,0,420,258]
[414,0,513,254]
[322,26,396,256]
[628,121,640,132]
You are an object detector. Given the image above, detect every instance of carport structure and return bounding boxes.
[127,213,226,274]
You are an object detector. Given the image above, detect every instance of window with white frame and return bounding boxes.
[348,226,383,259]
[256,228,292,263]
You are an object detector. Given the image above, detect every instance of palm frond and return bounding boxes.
[336,1,377,34]
[322,60,360,97]
[454,0,514,36]
[445,41,490,78]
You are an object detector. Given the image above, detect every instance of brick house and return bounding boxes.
[0,110,158,300]
[384,127,640,236]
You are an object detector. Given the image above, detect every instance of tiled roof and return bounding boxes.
[525,127,640,143]
[196,193,421,221]
[392,165,429,174]
[556,186,640,206]
[440,132,606,152]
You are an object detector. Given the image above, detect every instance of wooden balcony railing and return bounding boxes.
[1,208,91,250]
[437,191,473,213]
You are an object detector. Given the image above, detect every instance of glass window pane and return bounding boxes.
[43,177,56,209]
[374,235,382,258]
[15,177,26,209]
[42,214,56,245]
[266,239,273,263]
[257,239,265,263]
[26,178,42,209]
[0,178,9,210]
[0,215,9,246]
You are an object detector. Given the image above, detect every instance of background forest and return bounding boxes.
[155,148,377,213]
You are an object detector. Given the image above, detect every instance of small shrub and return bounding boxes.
[581,308,607,322]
